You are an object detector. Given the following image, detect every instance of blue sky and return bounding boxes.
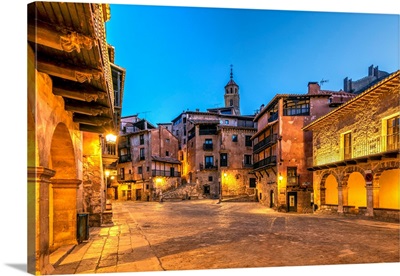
[105,1,399,125]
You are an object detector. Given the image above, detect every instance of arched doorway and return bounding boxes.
[347,172,366,208]
[49,123,80,250]
[325,174,338,205]
[379,169,400,209]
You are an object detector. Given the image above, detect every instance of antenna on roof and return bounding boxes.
[320,79,329,86]
[230,64,233,80]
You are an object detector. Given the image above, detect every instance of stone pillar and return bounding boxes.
[50,178,81,250]
[365,183,375,217]
[27,166,56,275]
[338,185,348,214]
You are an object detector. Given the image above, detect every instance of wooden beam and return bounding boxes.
[53,86,106,102]
[36,57,102,83]
[65,102,110,116]
[73,114,112,126]
[28,21,95,53]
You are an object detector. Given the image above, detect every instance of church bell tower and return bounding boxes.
[224,65,240,115]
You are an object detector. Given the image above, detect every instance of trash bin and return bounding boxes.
[77,213,89,243]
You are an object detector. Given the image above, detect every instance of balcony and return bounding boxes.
[200,162,218,170]
[203,143,213,151]
[311,135,399,169]
[253,134,278,153]
[119,154,131,163]
[253,155,277,170]
[152,170,181,177]
[268,112,278,123]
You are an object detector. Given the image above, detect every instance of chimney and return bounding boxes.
[308,82,320,94]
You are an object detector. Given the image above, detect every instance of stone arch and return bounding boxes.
[50,123,77,179]
[49,122,80,251]
[319,169,340,205]
[342,165,365,187]
[347,171,367,208]
[375,161,400,209]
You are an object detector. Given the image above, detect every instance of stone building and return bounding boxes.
[27,2,124,274]
[303,70,400,221]
[171,70,257,200]
[344,64,390,94]
[116,115,181,201]
[251,82,355,212]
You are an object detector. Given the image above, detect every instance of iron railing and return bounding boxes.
[253,155,277,170]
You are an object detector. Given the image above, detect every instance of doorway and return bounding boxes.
[136,189,142,200]
[287,192,297,212]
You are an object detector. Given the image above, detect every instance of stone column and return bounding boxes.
[337,185,348,214]
[50,178,81,249]
[365,183,375,217]
[27,166,56,275]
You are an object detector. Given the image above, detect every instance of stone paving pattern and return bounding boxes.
[52,200,400,274]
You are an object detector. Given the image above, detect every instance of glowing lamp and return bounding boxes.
[105,133,117,143]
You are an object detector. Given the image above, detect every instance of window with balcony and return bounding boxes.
[343,132,352,159]
[205,156,214,168]
[387,115,400,151]
[220,153,228,167]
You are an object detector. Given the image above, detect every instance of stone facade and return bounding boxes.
[116,118,181,201]
[27,3,123,274]
[304,70,400,221]
[171,72,257,200]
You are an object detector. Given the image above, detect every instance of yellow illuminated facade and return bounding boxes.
[304,70,400,220]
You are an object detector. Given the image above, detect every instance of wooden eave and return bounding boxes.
[28,2,115,134]
[303,71,400,131]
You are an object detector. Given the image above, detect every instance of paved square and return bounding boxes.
[53,200,400,274]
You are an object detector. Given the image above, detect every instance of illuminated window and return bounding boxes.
[287,167,297,186]
[387,116,400,151]
[120,168,125,180]
[343,132,352,159]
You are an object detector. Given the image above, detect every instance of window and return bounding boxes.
[245,135,252,147]
[244,155,252,166]
[139,134,144,145]
[220,153,228,167]
[120,168,125,180]
[230,99,233,106]
[166,138,170,143]
[232,134,238,142]
[138,166,142,174]
[170,167,175,177]
[166,151,169,156]
[225,120,229,125]
[287,167,298,186]
[387,116,400,151]
[249,178,256,188]
[205,156,214,168]
[208,176,213,182]
[343,132,352,159]
[128,169,132,175]
[140,148,145,160]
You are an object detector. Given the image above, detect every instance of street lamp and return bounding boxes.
[105,133,117,143]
